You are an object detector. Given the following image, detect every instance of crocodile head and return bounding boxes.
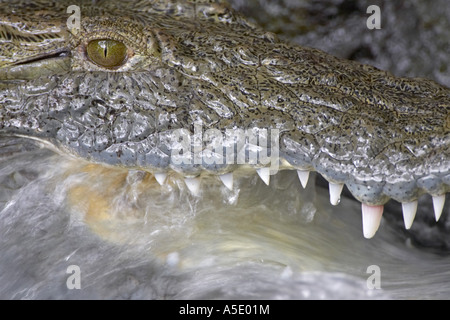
[0,0,449,239]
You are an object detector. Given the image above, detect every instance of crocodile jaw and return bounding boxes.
[0,0,449,238]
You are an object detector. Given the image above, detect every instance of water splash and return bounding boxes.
[0,139,449,299]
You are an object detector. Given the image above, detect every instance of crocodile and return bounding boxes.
[0,0,449,239]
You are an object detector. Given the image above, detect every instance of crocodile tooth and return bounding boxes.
[184,177,201,196]
[361,204,384,239]
[219,173,233,191]
[257,168,270,186]
[154,173,167,186]
[329,183,344,206]
[402,200,418,230]
[432,195,446,222]
[297,170,310,189]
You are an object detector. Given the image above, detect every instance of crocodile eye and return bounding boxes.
[86,39,127,68]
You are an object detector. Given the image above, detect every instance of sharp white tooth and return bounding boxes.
[297,170,310,189]
[329,183,344,206]
[361,204,384,239]
[154,173,167,186]
[184,177,201,196]
[432,195,446,222]
[219,173,233,191]
[257,168,270,186]
[402,200,418,230]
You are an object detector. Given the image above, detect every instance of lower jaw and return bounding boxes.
[62,155,447,240]
[1,150,449,299]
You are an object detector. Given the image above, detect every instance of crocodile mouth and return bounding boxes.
[1,136,449,299]
[64,139,448,241]
[6,125,448,240]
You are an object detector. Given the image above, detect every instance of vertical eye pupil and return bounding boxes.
[86,39,128,68]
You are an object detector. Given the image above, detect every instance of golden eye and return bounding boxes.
[86,39,127,68]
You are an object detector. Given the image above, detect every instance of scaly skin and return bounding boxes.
[0,0,449,209]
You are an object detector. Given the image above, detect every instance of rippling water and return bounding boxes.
[0,138,449,299]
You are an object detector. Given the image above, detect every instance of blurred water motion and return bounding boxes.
[0,138,449,299]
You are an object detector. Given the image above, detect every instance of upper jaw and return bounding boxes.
[52,120,449,238]
[1,68,449,240]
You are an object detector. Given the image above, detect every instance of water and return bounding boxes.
[0,137,449,299]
